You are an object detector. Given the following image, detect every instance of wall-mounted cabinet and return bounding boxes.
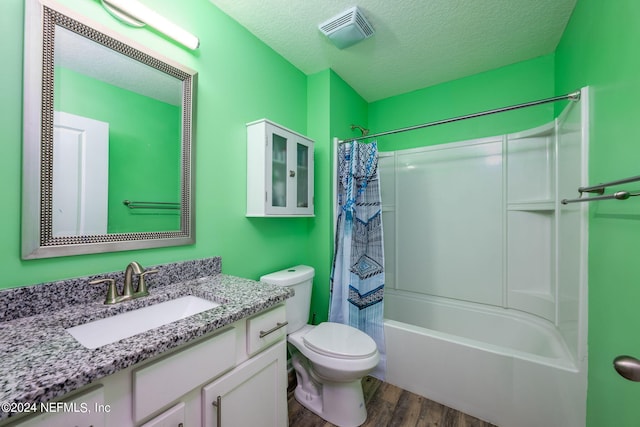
[247,119,314,217]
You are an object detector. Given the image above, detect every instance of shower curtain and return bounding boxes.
[330,140,386,379]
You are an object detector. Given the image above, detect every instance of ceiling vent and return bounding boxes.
[319,6,374,49]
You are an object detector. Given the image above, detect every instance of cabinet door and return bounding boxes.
[267,126,289,213]
[265,123,313,216]
[202,340,287,427]
[290,137,313,215]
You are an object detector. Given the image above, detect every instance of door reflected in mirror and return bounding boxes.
[52,111,109,236]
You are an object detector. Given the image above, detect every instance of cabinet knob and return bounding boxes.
[289,170,295,177]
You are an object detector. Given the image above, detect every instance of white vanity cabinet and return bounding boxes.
[3,305,288,427]
[246,119,314,217]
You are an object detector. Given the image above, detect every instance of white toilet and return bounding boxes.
[260,265,379,427]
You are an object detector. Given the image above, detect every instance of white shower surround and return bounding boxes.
[379,89,588,427]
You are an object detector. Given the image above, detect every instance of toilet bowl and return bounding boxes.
[260,265,380,427]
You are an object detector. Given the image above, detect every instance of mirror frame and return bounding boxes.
[22,0,197,259]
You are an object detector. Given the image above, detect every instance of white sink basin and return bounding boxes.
[66,296,220,349]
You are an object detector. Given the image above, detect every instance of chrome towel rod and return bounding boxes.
[123,200,180,210]
[577,174,640,195]
[338,90,582,144]
[562,191,640,204]
[561,175,640,204]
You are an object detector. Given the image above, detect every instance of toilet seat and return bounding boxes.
[302,322,377,360]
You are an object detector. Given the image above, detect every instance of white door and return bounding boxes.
[53,111,109,236]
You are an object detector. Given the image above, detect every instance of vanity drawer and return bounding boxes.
[133,327,236,422]
[246,304,287,356]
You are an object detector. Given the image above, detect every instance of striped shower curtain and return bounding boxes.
[330,140,386,379]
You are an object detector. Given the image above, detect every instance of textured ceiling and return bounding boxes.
[209,0,577,102]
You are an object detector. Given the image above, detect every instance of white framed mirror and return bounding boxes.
[22,0,197,259]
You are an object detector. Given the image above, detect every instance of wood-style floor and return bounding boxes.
[288,376,497,427]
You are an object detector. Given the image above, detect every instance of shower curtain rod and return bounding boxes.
[338,90,582,144]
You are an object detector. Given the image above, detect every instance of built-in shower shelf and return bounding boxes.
[507,201,555,211]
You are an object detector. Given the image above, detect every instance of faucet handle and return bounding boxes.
[137,269,159,297]
[89,278,118,305]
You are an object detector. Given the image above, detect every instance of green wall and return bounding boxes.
[369,54,556,151]
[306,69,368,323]
[306,71,332,324]
[555,1,640,426]
[56,67,181,233]
[1,0,313,288]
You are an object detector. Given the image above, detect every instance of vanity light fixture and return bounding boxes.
[100,0,200,50]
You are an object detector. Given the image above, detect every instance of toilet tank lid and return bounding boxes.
[260,265,315,286]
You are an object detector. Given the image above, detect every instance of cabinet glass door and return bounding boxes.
[296,143,309,208]
[271,133,287,208]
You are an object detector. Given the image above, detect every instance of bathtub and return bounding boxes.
[383,290,586,427]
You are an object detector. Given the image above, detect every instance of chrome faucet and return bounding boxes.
[90,262,158,305]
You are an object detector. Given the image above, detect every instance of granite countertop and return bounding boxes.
[0,268,293,421]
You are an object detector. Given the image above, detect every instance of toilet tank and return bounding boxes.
[260,265,314,334]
